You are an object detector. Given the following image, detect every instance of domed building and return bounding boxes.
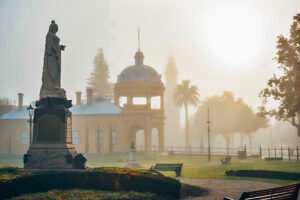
[114,48,165,153]
[0,31,165,156]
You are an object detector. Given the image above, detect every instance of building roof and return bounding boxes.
[72,101,122,115]
[117,51,162,83]
[0,101,122,120]
[0,106,29,119]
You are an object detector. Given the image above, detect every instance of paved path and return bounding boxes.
[180,178,281,200]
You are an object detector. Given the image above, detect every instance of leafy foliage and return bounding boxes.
[173,80,200,147]
[87,48,113,100]
[259,14,300,136]
[74,153,87,169]
[0,167,181,199]
[196,91,268,146]
[8,189,169,200]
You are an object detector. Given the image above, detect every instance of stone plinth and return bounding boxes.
[24,143,77,169]
[126,148,142,168]
[24,97,78,169]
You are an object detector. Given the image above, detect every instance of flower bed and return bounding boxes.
[0,167,181,199]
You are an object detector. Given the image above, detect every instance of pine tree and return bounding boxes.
[87,48,113,100]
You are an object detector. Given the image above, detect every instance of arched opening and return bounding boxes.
[128,124,145,152]
[136,130,145,151]
[151,127,159,152]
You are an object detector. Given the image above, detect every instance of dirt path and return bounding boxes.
[180,178,281,200]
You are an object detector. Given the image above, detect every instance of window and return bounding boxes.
[111,131,117,145]
[133,97,147,105]
[21,131,27,145]
[96,131,103,145]
[119,96,127,107]
[72,131,79,144]
[151,96,161,109]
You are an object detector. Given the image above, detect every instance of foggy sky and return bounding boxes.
[0,0,300,114]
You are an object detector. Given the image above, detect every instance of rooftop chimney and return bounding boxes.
[76,91,82,105]
[86,88,93,104]
[18,93,24,110]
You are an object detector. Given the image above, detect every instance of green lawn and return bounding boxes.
[1,154,300,184]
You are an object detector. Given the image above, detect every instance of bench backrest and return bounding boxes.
[155,163,182,169]
[240,183,300,200]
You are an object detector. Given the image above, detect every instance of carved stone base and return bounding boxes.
[125,149,142,168]
[24,143,77,170]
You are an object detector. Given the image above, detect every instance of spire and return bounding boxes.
[134,26,144,65]
[138,26,140,51]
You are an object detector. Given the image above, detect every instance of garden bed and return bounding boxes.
[8,189,170,200]
[0,167,181,199]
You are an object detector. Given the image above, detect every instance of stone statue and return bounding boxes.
[40,20,66,99]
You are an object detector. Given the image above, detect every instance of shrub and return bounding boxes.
[74,153,87,169]
[0,166,19,174]
[225,170,300,181]
[0,168,181,199]
[264,157,283,161]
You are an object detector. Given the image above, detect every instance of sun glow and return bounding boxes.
[201,3,265,67]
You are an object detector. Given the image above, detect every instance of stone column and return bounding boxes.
[128,95,132,105]
[147,93,151,109]
[144,130,149,153]
[158,125,164,152]
[160,95,164,112]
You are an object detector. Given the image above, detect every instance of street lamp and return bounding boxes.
[27,103,34,145]
[207,105,211,162]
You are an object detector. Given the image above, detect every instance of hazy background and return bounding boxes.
[0,0,299,113]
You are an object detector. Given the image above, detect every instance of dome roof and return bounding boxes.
[117,51,161,83]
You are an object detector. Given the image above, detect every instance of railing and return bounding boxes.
[135,145,300,161]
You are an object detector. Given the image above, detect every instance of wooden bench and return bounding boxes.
[221,156,231,165]
[150,163,183,177]
[224,183,300,200]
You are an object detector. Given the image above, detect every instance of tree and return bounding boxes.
[259,14,300,137]
[87,48,113,100]
[173,80,200,147]
[196,91,268,150]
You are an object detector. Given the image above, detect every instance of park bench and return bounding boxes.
[150,163,183,177]
[221,156,231,165]
[224,183,300,200]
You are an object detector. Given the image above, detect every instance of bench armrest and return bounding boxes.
[223,198,234,200]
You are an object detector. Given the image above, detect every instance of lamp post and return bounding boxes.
[207,105,211,162]
[27,103,34,145]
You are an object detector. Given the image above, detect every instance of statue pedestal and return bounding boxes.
[24,97,78,169]
[126,148,142,168]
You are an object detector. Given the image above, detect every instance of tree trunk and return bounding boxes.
[184,102,190,147]
[291,116,300,137]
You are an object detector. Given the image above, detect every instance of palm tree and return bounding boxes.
[173,80,200,147]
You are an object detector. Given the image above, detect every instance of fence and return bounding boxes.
[135,145,300,161]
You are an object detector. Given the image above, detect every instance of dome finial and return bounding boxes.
[138,26,140,51]
[134,26,144,65]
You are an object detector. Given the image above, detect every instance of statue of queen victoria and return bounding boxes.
[40,20,66,99]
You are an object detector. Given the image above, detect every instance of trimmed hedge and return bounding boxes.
[264,157,283,161]
[225,170,300,181]
[0,167,181,199]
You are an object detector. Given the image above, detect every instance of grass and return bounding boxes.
[8,189,169,200]
[1,154,300,184]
